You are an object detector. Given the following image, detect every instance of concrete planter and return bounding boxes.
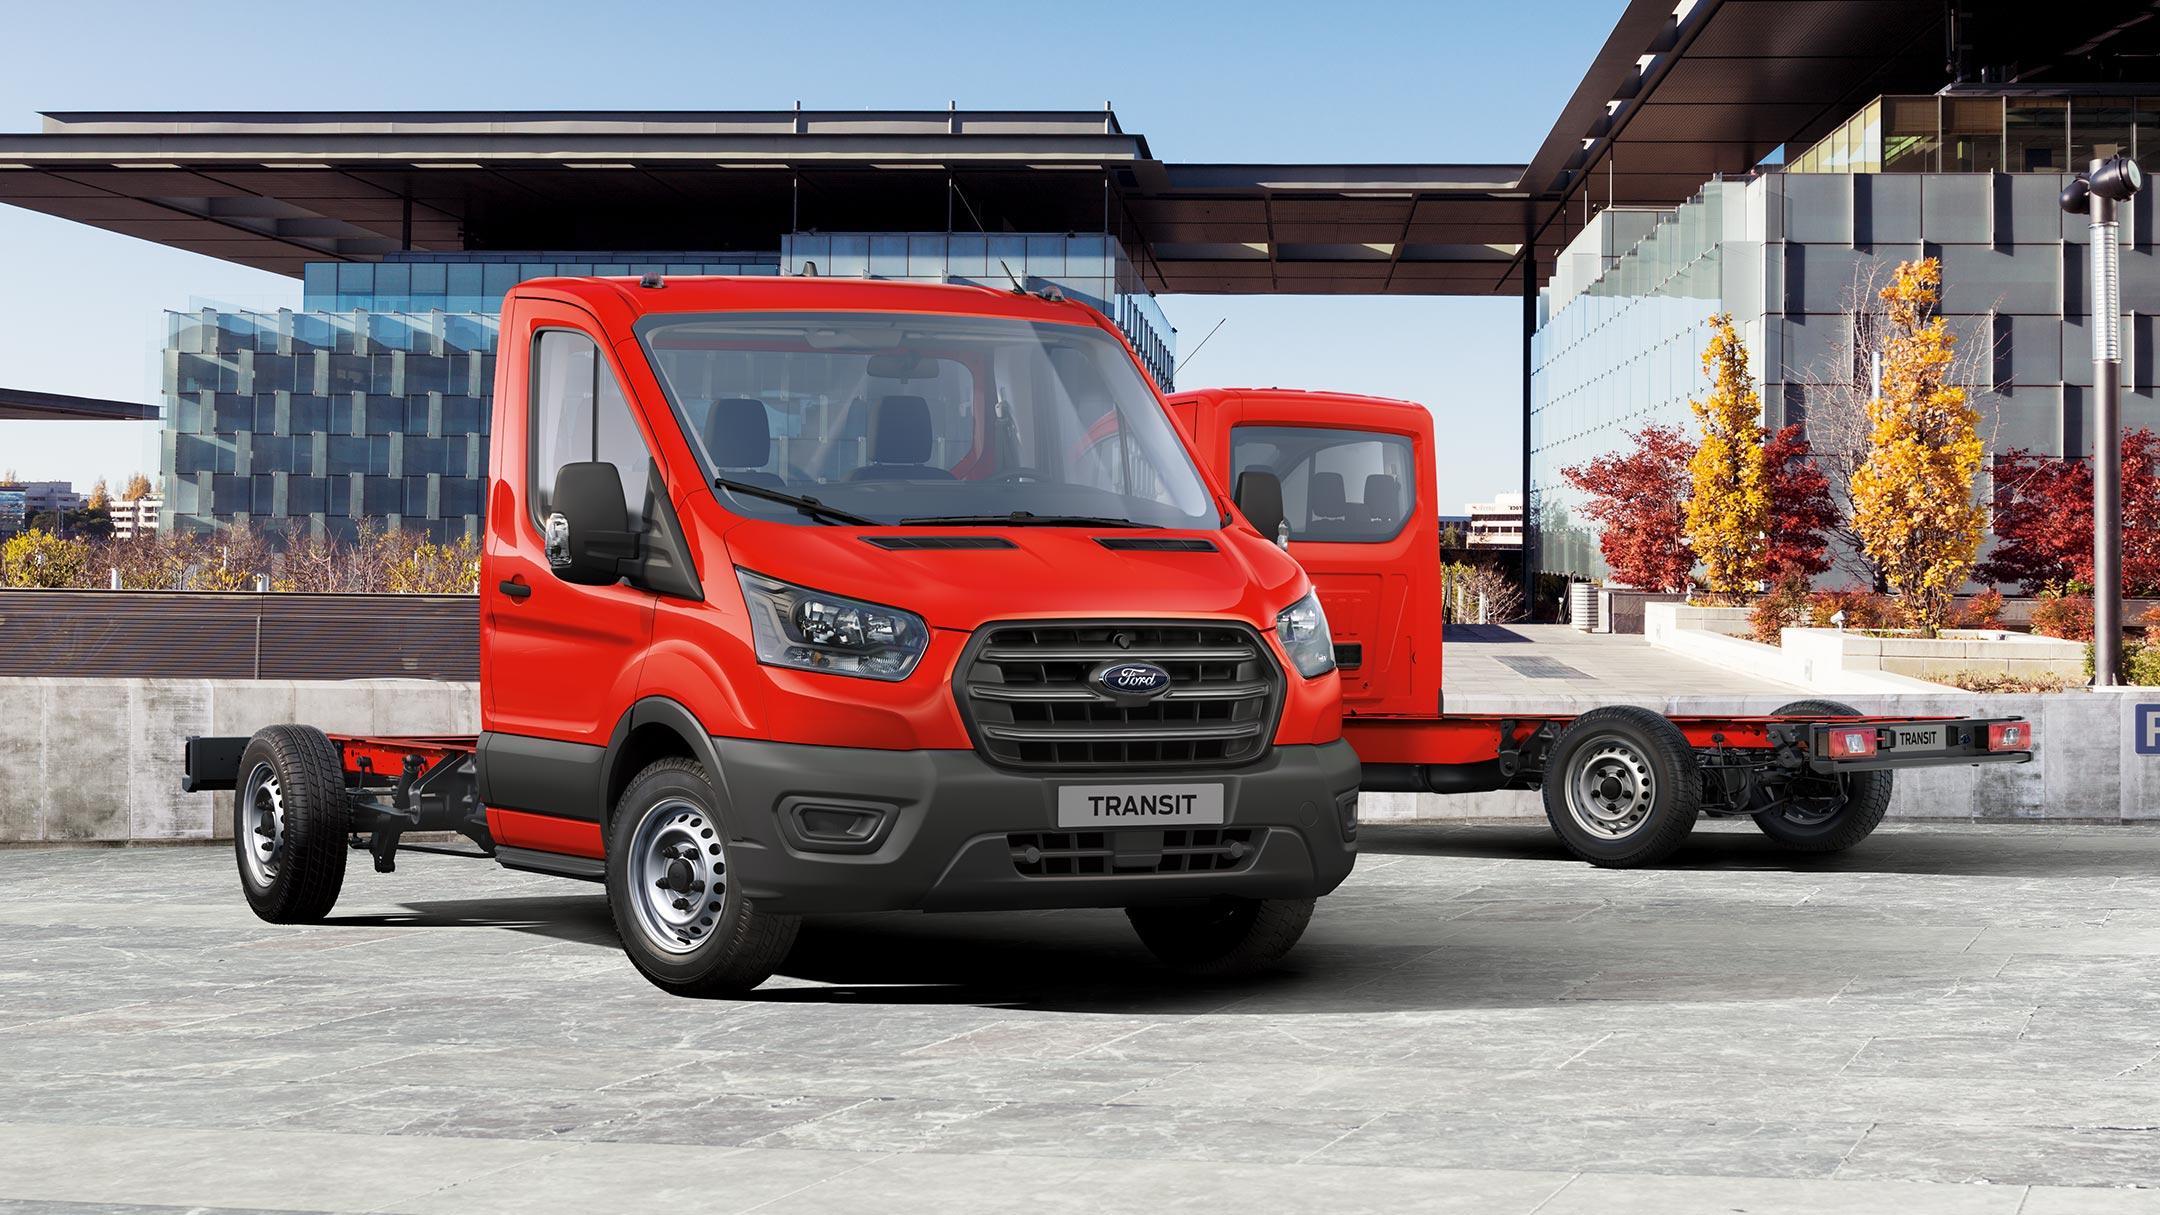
[1781,627,2087,684]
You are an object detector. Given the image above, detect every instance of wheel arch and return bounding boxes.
[602,696,725,830]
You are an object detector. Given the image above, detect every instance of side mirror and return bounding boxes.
[1234,470,1287,546]
[546,462,639,585]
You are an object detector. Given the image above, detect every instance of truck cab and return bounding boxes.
[464,277,1355,992]
[1166,389,1442,721]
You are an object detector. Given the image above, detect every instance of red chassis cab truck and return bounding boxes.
[1162,387,2034,867]
[185,276,1358,996]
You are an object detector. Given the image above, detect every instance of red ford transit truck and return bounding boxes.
[185,276,1359,996]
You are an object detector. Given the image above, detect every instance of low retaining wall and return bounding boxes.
[4,678,2155,844]
[0,678,476,845]
[1644,603,1949,694]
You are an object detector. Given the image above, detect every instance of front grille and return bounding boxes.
[957,621,1282,770]
[1007,829,1258,876]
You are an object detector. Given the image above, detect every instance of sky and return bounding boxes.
[0,0,1620,510]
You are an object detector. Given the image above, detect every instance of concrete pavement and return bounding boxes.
[4,823,2159,1212]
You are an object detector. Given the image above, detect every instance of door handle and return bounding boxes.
[499,579,532,600]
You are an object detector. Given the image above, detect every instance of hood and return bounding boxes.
[716,515,1309,633]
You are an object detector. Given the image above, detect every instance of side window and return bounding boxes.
[1230,425,1417,543]
[530,328,653,531]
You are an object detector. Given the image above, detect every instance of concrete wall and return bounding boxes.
[4,677,2154,844]
[0,678,475,845]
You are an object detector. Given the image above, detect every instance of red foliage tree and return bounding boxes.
[1980,429,2160,596]
[1762,423,1839,584]
[1562,424,1697,592]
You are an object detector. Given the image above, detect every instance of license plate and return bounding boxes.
[1057,783,1225,829]
[1890,725,1946,751]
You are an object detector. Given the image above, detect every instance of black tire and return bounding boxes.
[1126,897,1314,977]
[1541,705,1702,868]
[606,757,799,998]
[233,725,351,924]
[1751,699,1895,853]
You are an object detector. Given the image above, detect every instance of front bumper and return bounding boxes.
[711,738,1361,914]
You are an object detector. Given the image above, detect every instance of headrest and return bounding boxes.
[705,398,770,469]
[871,395,934,465]
[1364,473,1401,522]
[1309,471,1348,517]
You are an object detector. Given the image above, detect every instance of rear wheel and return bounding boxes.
[1127,897,1314,977]
[1751,699,1895,853]
[1541,705,1701,868]
[233,725,351,924]
[606,757,799,998]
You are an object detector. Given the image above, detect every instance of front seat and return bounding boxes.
[1363,473,1401,528]
[705,398,783,488]
[849,395,953,481]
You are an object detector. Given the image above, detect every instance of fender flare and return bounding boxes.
[598,695,727,825]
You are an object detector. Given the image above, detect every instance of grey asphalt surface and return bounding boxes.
[3,822,2158,1214]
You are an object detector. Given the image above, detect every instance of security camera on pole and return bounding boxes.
[2061,154,2143,686]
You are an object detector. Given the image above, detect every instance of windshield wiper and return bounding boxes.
[896,511,1153,529]
[714,478,879,527]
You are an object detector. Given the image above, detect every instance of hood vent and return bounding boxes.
[861,535,1017,551]
[1094,537,1217,553]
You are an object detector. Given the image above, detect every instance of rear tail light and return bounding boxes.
[1824,726,1878,759]
[1987,721,2033,752]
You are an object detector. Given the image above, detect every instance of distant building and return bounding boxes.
[1466,492,1524,549]
[0,480,83,518]
[0,489,24,534]
[108,495,163,540]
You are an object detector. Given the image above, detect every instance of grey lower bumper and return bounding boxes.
[710,738,1361,914]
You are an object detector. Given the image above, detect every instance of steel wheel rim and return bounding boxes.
[1567,736,1657,839]
[628,798,727,955]
[239,761,285,886]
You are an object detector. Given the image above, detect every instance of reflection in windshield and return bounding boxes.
[636,311,1215,529]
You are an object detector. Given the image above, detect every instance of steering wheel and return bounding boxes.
[990,467,1052,484]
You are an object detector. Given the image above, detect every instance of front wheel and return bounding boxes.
[1540,705,1702,868]
[1126,898,1314,977]
[606,757,799,998]
[1751,699,1895,853]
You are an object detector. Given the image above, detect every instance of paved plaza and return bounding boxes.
[3,823,2158,1214]
[1440,623,1802,698]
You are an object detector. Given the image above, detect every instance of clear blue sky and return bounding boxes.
[0,0,1620,510]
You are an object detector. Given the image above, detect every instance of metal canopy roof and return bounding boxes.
[0,2,2145,297]
[0,386,158,421]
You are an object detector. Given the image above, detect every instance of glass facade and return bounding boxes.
[162,307,498,540]
[1532,95,2160,583]
[1789,92,2160,176]
[163,237,1175,537]
[1531,183,1762,578]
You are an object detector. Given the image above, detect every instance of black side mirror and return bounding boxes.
[1234,470,1287,545]
[546,461,639,585]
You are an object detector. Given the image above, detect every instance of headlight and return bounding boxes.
[1275,589,1335,678]
[736,569,928,681]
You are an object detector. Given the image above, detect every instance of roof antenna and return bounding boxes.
[1174,316,1228,376]
[951,179,1025,294]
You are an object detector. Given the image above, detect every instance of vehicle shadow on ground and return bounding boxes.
[325,894,619,946]
[1360,822,2155,878]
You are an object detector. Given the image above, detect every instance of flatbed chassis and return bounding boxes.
[184,707,2034,875]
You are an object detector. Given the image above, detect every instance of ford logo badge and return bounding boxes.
[1094,661,1172,698]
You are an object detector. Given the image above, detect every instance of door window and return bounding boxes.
[1230,425,1417,543]
[530,328,653,530]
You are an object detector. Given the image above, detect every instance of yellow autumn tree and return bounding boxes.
[1685,313,1771,594]
[1849,259,1984,635]
[85,478,112,511]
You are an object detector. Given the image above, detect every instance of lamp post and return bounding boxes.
[2061,154,2144,686]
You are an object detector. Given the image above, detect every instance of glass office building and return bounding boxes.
[1530,86,2160,582]
[161,239,1173,538]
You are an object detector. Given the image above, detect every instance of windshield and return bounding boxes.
[636,310,1216,528]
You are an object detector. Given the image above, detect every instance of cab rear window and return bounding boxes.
[1230,426,1416,543]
